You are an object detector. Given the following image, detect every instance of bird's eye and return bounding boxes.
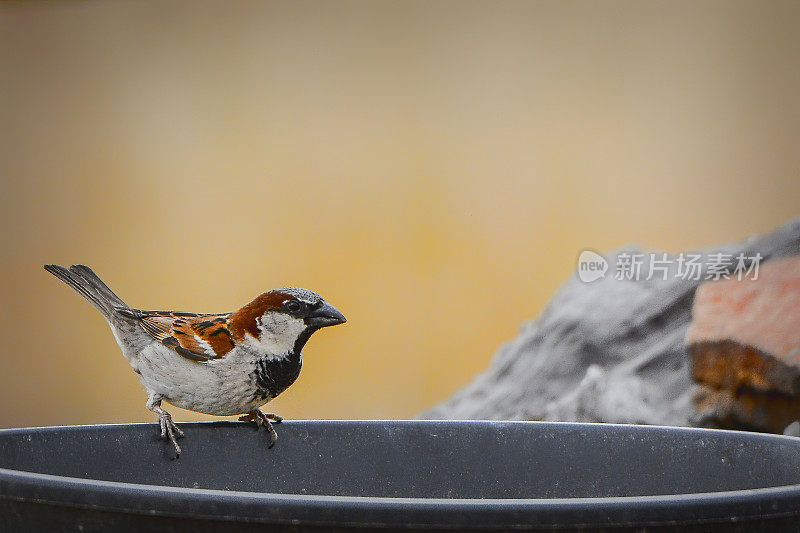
[284,299,302,313]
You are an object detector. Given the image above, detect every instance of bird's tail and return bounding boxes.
[44,264,131,320]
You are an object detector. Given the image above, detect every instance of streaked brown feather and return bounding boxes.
[138,311,235,361]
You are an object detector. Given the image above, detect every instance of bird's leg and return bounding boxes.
[147,393,184,457]
[238,409,280,448]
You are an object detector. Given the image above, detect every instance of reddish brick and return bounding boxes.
[691,341,800,396]
[687,254,800,432]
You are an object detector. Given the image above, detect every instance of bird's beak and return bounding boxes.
[304,302,347,328]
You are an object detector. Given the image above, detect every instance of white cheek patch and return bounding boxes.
[255,312,306,360]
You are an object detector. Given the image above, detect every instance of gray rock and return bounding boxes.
[420,218,800,424]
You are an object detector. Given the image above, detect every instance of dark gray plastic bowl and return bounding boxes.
[1,420,800,531]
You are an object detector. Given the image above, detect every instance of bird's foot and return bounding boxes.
[239,409,280,448]
[238,410,282,424]
[158,411,184,457]
[263,413,283,423]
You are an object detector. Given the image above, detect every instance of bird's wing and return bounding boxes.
[136,311,236,362]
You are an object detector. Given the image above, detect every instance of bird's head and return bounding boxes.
[229,287,346,357]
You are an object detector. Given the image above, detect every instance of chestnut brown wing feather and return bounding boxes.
[138,311,236,362]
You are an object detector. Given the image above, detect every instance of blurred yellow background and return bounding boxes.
[1,1,798,427]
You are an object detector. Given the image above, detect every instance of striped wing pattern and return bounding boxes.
[138,311,236,362]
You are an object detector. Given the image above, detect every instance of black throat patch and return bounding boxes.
[251,350,303,401]
[250,327,317,401]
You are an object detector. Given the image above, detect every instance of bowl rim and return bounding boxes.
[1,420,799,529]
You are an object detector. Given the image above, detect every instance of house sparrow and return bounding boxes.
[44,264,346,457]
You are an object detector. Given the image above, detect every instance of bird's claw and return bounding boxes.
[158,412,183,457]
[239,410,281,448]
[266,423,278,448]
[238,411,282,424]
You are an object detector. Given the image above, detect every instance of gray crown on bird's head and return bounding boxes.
[269,287,323,306]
